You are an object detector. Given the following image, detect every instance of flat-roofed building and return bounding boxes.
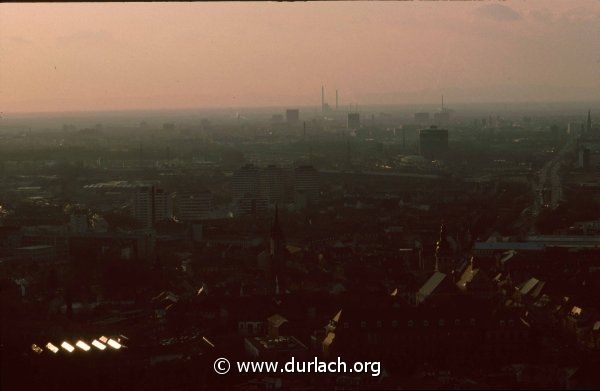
[294,165,320,206]
[15,245,56,262]
[175,191,212,221]
[419,126,449,160]
[347,112,360,129]
[285,109,299,123]
[133,185,172,227]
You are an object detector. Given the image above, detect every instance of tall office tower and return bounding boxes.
[153,187,171,222]
[261,165,286,205]
[232,164,261,200]
[396,127,407,149]
[294,165,320,206]
[414,112,430,124]
[568,122,581,137]
[133,186,172,227]
[286,109,300,123]
[579,148,591,170]
[433,111,450,124]
[133,186,152,227]
[232,164,268,215]
[237,194,268,216]
[419,126,449,160]
[347,112,360,129]
[175,191,212,221]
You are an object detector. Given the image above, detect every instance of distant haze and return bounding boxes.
[1,1,599,114]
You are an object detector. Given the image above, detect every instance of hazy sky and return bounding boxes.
[1,1,599,113]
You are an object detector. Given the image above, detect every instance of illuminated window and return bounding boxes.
[91,340,106,350]
[31,344,43,354]
[76,341,91,351]
[61,341,75,353]
[46,343,59,354]
[107,339,121,349]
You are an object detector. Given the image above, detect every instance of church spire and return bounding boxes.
[269,205,285,295]
[587,109,592,133]
[436,222,450,253]
[435,221,452,273]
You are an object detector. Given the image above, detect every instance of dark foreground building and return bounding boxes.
[419,126,449,160]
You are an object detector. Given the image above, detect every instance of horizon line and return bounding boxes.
[2,98,599,118]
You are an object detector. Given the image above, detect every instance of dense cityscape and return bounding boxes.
[1,1,600,390]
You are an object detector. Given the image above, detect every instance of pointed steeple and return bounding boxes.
[435,222,452,272]
[438,222,447,241]
[269,205,286,295]
[587,109,592,133]
[436,222,450,254]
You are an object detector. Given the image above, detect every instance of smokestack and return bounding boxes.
[442,94,444,111]
[336,90,338,111]
[321,85,325,112]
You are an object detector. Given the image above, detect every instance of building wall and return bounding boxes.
[176,191,212,221]
[419,126,449,160]
[133,186,172,227]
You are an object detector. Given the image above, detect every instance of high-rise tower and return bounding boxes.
[133,185,171,228]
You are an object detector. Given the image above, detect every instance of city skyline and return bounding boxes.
[2,3,600,388]
[1,1,600,114]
